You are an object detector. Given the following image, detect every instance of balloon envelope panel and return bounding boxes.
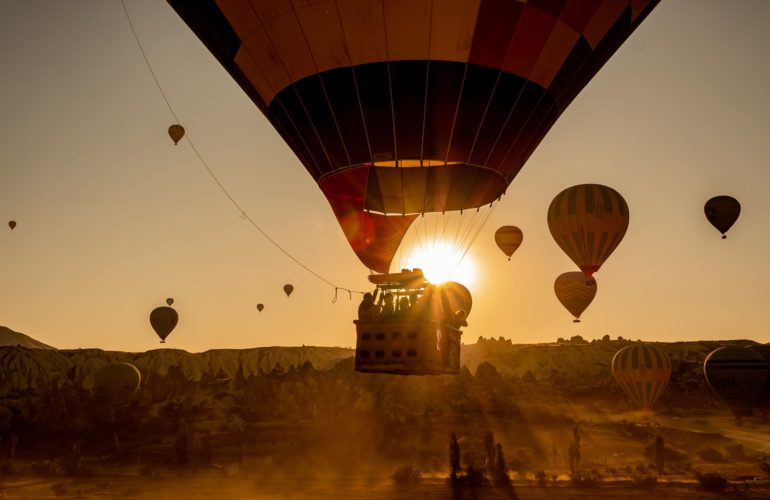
[554,271,597,320]
[548,184,629,276]
[704,346,769,418]
[167,0,659,272]
[612,344,671,410]
[92,363,141,404]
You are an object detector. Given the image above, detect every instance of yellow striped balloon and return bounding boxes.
[554,272,597,322]
[494,226,523,260]
[547,184,629,277]
[612,344,671,410]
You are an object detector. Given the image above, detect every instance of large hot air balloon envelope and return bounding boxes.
[704,346,769,419]
[283,284,294,297]
[612,344,671,410]
[150,306,178,343]
[548,184,629,277]
[554,272,596,322]
[168,124,185,144]
[748,344,770,417]
[8,221,16,230]
[92,363,141,405]
[167,0,659,273]
[704,196,740,239]
[495,226,523,260]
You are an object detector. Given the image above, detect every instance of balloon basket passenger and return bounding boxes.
[354,269,469,375]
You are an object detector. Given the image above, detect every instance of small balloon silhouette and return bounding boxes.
[166,297,174,306]
[8,221,16,230]
[168,124,185,145]
[256,303,264,312]
[283,284,294,297]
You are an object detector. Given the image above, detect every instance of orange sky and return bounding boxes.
[1,0,770,351]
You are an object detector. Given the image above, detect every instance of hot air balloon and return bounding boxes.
[166,297,174,306]
[612,344,671,410]
[150,306,178,343]
[704,196,740,239]
[494,226,523,260]
[554,272,597,322]
[92,363,141,405]
[441,281,473,318]
[747,344,770,417]
[704,346,769,420]
[283,284,294,297]
[168,124,185,145]
[8,221,16,230]
[548,184,629,277]
[167,0,659,274]
[256,303,264,312]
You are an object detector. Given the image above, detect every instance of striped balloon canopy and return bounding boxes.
[494,226,523,260]
[611,344,671,410]
[168,1,659,273]
[548,184,629,277]
[703,346,769,419]
[554,271,596,322]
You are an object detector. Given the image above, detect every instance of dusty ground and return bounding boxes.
[3,473,770,499]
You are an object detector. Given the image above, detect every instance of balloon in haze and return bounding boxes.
[554,272,597,323]
[704,196,740,239]
[548,184,629,277]
[7,221,16,230]
[256,303,264,312]
[703,346,769,420]
[150,306,178,343]
[167,0,660,273]
[283,284,294,297]
[168,124,185,145]
[612,344,671,410]
[747,344,770,417]
[165,297,174,306]
[92,363,141,405]
[494,226,523,261]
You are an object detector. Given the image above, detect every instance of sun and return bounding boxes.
[404,240,476,286]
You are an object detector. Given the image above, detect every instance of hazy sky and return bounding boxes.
[2,0,770,351]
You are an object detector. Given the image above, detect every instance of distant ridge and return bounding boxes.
[0,326,54,349]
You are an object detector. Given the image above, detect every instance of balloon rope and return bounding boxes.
[119,0,364,296]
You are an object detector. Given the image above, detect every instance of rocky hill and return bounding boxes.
[0,326,54,349]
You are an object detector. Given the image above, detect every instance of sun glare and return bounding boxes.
[404,241,476,286]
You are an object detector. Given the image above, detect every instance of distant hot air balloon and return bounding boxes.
[168,124,185,145]
[150,306,178,343]
[704,196,740,239]
[704,346,769,420]
[494,226,523,261]
[283,284,294,297]
[168,0,660,273]
[8,221,16,230]
[92,362,141,405]
[166,297,174,306]
[548,184,629,277]
[554,272,597,323]
[612,344,671,410]
[256,303,264,312]
[747,344,770,417]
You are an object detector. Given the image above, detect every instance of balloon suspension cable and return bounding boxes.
[120,0,364,298]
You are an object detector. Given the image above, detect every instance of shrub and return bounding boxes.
[571,471,600,488]
[695,472,728,492]
[633,475,657,490]
[392,464,421,486]
[696,447,725,463]
[758,456,770,478]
